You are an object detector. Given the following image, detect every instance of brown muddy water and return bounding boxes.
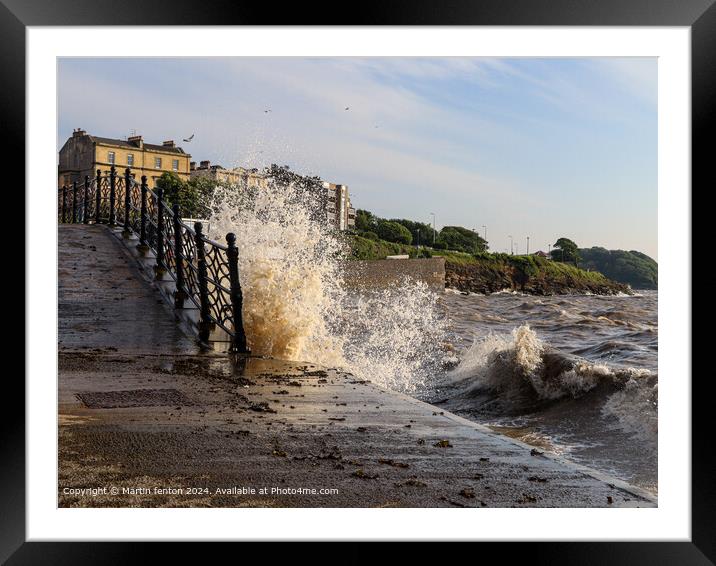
[205,180,657,494]
[421,290,658,494]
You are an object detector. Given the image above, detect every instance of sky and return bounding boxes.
[57,57,657,259]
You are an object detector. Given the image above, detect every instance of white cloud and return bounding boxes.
[57,57,657,257]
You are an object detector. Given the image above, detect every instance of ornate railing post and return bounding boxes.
[155,188,166,278]
[137,176,149,253]
[194,222,213,343]
[72,180,78,223]
[122,167,132,236]
[173,204,186,308]
[108,165,117,225]
[95,169,102,224]
[83,175,90,224]
[226,233,249,354]
[61,186,67,223]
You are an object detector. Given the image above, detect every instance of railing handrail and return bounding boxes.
[128,176,228,250]
[57,167,249,353]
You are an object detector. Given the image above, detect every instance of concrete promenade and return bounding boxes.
[58,225,656,508]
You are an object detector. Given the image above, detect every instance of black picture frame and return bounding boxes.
[6,0,710,562]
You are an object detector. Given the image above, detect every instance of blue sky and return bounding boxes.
[58,57,657,258]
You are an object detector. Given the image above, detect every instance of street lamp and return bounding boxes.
[482,225,487,240]
[430,212,436,245]
[509,235,513,255]
[526,236,530,255]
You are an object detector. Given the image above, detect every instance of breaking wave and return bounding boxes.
[206,179,446,392]
[447,324,657,443]
[201,174,656,491]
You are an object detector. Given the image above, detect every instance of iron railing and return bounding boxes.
[58,166,249,353]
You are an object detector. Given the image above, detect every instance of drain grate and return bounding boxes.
[76,388,190,408]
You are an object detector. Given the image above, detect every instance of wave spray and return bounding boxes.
[207,178,447,392]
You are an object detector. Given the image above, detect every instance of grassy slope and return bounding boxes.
[345,235,629,295]
[345,234,420,259]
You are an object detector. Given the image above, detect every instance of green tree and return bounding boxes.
[390,219,437,246]
[553,237,581,266]
[355,209,379,233]
[579,247,657,289]
[155,172,197,217]
[263,164,323,192]
[187,176,221,218]
[437,226,488,253]
[376,220,413,245]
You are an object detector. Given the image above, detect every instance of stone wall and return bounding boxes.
[341,257,445,292]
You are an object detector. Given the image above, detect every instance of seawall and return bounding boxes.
[342,257,445,292]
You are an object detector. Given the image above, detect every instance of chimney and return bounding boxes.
[72,128,87,137]
[162,140,176,148]
[199,160,210,169]
[128,134,143,149]
[190,161,196,171]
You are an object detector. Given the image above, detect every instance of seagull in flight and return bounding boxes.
[344,106,350,111]
[183,134,194,142]
[264,109,272,113]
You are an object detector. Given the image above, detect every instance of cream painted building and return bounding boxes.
[58,129,192,188]
[322,181,356,231]
[189,158,357,232]
[190,160,269,189]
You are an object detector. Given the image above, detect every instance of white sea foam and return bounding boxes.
[447,325,547,396]
[206,179,446,392]
[601,374,658,445]
[450,324,657,439]
[445,287,484,296]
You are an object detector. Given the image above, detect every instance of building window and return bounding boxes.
[172,159,179,171]
[108,151,115,164]
[154,157,162,169]
[127,154,134,166]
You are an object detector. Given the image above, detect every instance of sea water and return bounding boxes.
[207,180,658,494]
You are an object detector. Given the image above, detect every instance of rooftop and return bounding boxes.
[71,129,189,155]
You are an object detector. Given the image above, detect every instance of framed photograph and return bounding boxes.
[9,0,710,561]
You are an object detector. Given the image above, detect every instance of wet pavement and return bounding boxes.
[58,225,197,355]
[58,225,656,508]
